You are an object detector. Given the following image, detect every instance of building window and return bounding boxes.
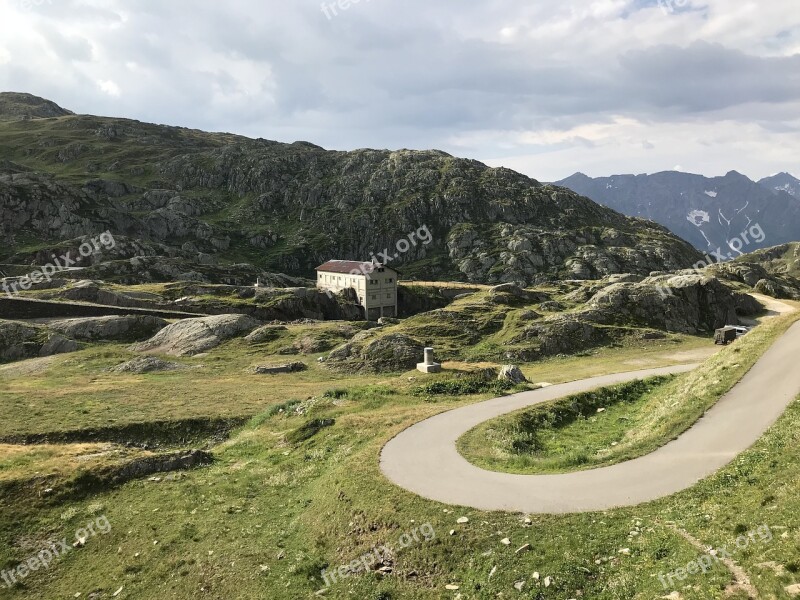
[372,295,377,300]
[387,278,393,283]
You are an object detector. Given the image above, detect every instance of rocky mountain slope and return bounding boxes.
[0,92,74,122]
[708,242,800,300]
[0,93,702,286]
[557,171,800,258]
[759,172,800,198]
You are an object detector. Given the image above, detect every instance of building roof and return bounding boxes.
[316,260,392,275]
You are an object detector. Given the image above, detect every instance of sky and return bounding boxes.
[0,0,799,182]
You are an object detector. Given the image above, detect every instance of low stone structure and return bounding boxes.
[417,347,442,374]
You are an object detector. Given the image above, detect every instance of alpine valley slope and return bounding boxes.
[0,92,703,285]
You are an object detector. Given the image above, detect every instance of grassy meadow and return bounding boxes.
[0,303,798,599]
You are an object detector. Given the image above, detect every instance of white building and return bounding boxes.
[316,260,398,320]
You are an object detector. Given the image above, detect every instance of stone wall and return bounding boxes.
[0,297,200,320]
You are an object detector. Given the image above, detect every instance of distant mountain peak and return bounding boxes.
[556,170,800,254]
[758,172,800,198]
[0,92,73,122]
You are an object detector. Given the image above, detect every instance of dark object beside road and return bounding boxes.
[715,326,737,345]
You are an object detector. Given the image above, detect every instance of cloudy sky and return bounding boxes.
[1,0,799,181]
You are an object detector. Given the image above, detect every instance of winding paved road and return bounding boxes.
[380,320,800,514]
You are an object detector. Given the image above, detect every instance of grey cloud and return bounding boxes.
[1,0,799,179]
[618,42,800,112]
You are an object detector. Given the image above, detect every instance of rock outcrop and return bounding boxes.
[0,321,79,363]
[586,273,740,334]
[131,314,260,356]
[327,333,424,373]
[48,315,168,342]
[245,325,289,344]
[110,356,185,374]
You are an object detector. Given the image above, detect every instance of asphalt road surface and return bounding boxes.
[380,320,800,514]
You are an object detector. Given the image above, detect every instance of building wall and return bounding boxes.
[317,267,398,319]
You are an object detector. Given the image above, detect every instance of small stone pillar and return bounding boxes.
[417,347,442,374]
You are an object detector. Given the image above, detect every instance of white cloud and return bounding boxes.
[97,79,120,97]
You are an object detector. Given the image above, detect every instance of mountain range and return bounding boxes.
[0,92,702,286]
[557,170,800,258]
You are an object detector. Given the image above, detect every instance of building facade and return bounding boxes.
[316,260,398,320]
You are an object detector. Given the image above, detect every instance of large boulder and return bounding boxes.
[131,314,260,356]
[511,316,609,358]
[327,333,423,373]
[39,333,79,357]
[498,365,528,384]
[48,315,168,342]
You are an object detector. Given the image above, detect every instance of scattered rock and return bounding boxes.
[109,356,185,374]
[252,362,307,375]
[498,365,528,384]
[785,583,800,596]
[457,517,469,524]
